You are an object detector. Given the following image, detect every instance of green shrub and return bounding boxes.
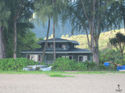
[52,57,116,71]
[0,58,38,71]
[75,62,87,71]
[85,62,97,70]
[52,58,97,71]
[100,48,123,64]
[52,58,76,71]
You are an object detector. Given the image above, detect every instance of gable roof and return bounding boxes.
[38,38,79,45]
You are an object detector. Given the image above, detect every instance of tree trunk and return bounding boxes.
[0,26,3,59]
[123,17,125,32]
[91,39,99,64]
[53,20,56,61]
[81,0,100,64]
[1,27,6,58]
[90,37,99,64]
[41,18,50,62]
[2,40,5,58]
[13,20,17,59]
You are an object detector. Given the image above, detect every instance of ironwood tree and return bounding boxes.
[63,0,116,64]
[0,0,10,59]
[6,0,34,59]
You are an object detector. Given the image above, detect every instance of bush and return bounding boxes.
[52,58,76,71]
[85,62,97,70]
[100,48,123,64]
[0,58,38,71]
[75,62,87,71]
[52,58,97,71]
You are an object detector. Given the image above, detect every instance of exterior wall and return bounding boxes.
[24,53,92,64]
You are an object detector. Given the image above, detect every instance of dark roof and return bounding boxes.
[38,38,79,45]
[21,48,92,54]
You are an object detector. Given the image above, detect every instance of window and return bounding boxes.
[61,55,73,60]
[29,54,38,62]
[78,56,83,62]
[59,44,62,48]
[62,44,66,50]
[62,56,66,58]
[65,56,69,58]
[78,55,88,62]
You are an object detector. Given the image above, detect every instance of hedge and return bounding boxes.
[0,58,38,71]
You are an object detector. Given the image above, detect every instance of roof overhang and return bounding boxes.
[21,51,92,54]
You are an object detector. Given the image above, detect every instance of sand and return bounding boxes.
[0,74,125,93]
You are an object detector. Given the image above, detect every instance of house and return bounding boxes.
[21,38,92,64]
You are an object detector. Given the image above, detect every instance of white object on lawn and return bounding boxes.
[23,65,52,71]
[39,66,52,71]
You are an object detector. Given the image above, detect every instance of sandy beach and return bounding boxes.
[0,74,125,93]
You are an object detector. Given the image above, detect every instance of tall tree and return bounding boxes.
[64,0,114,64]
[35,0,67,62]
[0,0,10,58]
[6,0,34,59]
[35,0,52,62]
[41,18,50,62]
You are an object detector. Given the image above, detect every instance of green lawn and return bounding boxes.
[0,71,125,74]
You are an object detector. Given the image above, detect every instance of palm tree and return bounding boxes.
[35,0,67,62]
[35,0,53,62]
[41,18,51,62]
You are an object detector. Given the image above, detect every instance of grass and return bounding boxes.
[49,74,74,77]
[0,71,74,77]
[0,71,67,74]
[0,70,125,75]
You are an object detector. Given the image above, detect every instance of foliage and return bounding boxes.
[17,30,40,57]
[35,0,68,24]
[1,0,38,58]
[109,32,125,62]
[0,58,38,71]
[0,0,10,27]
[108,0,125,29]
[110,33,125,51]
[100,48,123,65]
[62,0,116,63]
[52,58,76,71]
[52,58,110,71]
